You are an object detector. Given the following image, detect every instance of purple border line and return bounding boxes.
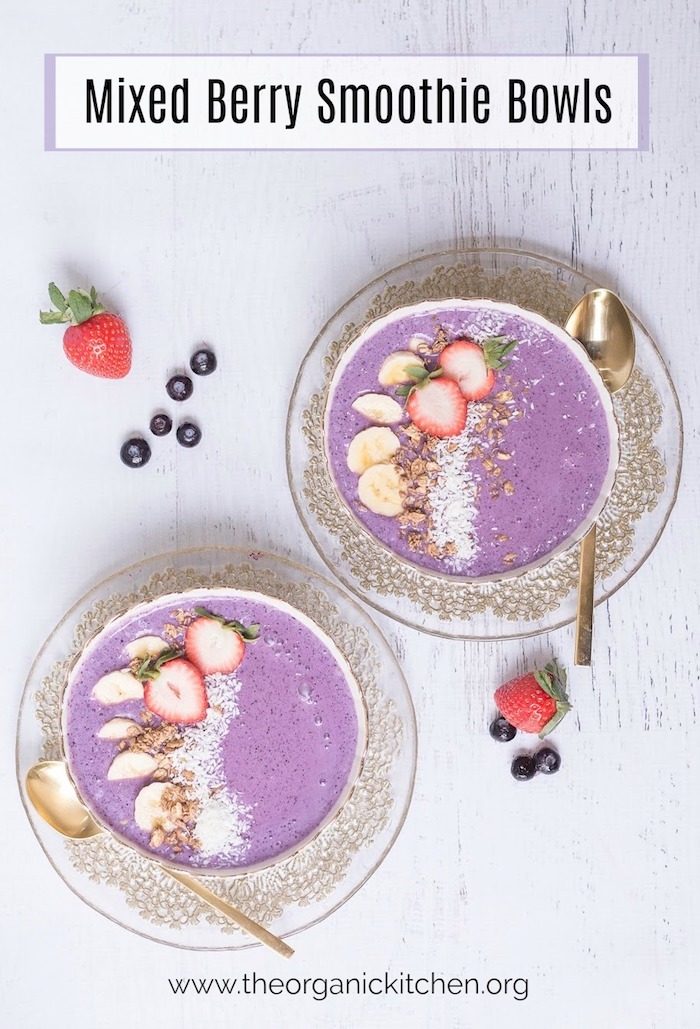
[46,51,646,58]
[44,147,644,153]
[44,54,56,151]
[638,53,650,151]
[45,53,649,154]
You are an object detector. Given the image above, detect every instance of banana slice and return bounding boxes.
[97,717,143,740]
[351,392,403,425]
[107,751,159,781]
[124,635,169,661]
[377,351,419,386]
[134,782,175,832]
[358,463,405,516]
[347,427,400,474]
[92,670,144,705]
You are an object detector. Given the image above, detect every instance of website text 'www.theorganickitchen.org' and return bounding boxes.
[167,972,529,1002]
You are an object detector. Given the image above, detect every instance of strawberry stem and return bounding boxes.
[533,659,571,738]
[133,647,183,681]
[395,363,443,403]
[482,336,520,371]
[194,607,260,641]
[39,282,105,327]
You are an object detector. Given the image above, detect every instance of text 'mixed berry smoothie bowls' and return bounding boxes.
[61,587,368,876]
[324,299,620,582]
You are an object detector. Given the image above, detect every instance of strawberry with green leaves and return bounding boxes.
[438,336,518,401]
[494,659,571,738]
[396,363,468,438]
[185,608,260,676]
[133,648,208,725]
[40,283,132,379]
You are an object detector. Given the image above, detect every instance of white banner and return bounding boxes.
[46,54,647,151]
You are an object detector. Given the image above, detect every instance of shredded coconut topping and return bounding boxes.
[458,314,509,343]
[428,403,490,564]
[170,672,251,862]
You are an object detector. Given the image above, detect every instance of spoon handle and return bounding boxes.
[164,868,294,958]
[574,524,596,666]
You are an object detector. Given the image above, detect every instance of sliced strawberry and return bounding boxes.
[185,608,259,676]
[143,658,208,724]
[406,377,467,438]
[438,340,494,401]
[439,336,519,401]
[186,618,244,674]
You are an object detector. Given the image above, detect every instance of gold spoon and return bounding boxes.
[565,289,635,665]
[26,760,294,958]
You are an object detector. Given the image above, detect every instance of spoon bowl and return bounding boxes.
[26,760,102,839]
[565,288,635,393]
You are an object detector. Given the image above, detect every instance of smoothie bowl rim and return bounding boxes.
[322,296,621,586]
[59,585,370,880]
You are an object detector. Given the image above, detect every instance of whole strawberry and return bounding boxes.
[494,660,571,738]
[40,283,132,379]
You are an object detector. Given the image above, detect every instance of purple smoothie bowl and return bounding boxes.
[324,298,620,583]
[60,587,368,877]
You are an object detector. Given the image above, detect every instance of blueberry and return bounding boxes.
[166,374,194,401]
[190,348,217,376]
[489,716,517,742]
[176,421,201,448]
[511,755,537,781]
[535,747,561,775]
[149,413,172,436]
[120,437,151,468]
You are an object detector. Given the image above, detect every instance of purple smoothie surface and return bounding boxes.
[62,589,363,872]
[325,300,615,578]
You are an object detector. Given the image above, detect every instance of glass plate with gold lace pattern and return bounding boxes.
[287,248,682,640]
[17,548,416,950]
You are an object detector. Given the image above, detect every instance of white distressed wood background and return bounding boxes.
[2,0,699,1027]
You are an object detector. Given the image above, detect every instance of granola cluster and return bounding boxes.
[161,607,197,645]
[409,325,451,357]
[149,784,200,852]
[122,719,182,758]
[469,386,521,502]
[116,718,200,851]
[394,424,456,559]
